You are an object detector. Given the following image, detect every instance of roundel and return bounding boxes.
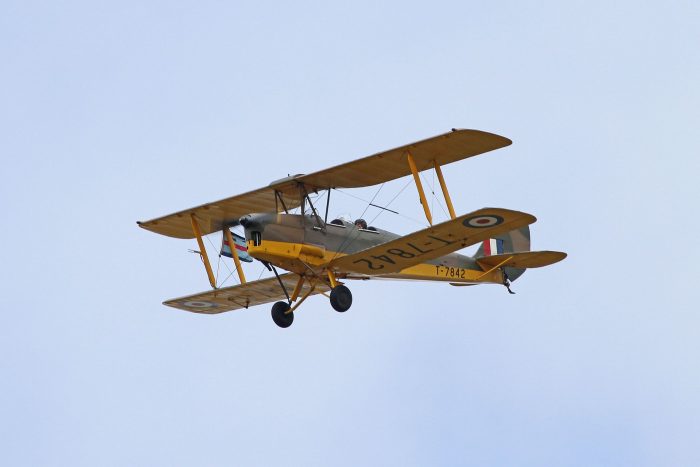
[462,215,504,228]
[182,300,218,309]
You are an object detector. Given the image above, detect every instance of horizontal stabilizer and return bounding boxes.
[163,274,329,314]
[476,251,567,270]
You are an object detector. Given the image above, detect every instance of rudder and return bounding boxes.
[474,225,530,281]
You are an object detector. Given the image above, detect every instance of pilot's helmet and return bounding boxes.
[354,218,367,229]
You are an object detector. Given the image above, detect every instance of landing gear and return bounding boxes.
[268,268,352,326]
[330,285,352,312]
[271,301,294,328]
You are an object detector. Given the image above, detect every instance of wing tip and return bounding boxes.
[448,128,512,146]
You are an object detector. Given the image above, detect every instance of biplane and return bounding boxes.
[138,129,566,328]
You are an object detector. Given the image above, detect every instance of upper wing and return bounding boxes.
[137,180,304,239]
[297,129,511,189]
[137,129,510,239]
[329,208,536,275]
[163,274,328,314]
[476,251,567,269]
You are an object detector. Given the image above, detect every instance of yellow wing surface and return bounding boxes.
[163,274,329,314]
[476,251,567,269]
[137,182,304,239]
[137,129,511,239]
[330,208,536,275]
[296,129,511,189]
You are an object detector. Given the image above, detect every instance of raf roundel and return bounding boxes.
[463,214,504,228]
[182,300,218,309]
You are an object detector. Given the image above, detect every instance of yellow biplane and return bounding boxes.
[138,129,566,327]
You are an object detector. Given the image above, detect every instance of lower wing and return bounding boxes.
[163,274,328,314]
[330,207,536,275]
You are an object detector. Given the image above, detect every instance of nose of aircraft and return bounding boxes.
[239,213,268,229]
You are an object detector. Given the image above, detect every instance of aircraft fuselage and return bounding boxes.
[240,213,503,284]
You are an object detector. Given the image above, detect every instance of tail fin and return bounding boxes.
[474,225,531,281]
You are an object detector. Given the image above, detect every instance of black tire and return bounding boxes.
[330,285,352,312]
[271,301,293,328]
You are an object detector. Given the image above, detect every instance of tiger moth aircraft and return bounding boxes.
[138,129,566,328]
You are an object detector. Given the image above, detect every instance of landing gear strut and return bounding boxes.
[269,267,353,326]
[330,285,352,312]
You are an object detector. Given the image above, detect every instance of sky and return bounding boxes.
[1,1,699,465]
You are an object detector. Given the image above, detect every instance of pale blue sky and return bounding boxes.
[1,1,699,466]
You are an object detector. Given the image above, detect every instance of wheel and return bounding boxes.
[329,285,352,312]
[271,301,293,328]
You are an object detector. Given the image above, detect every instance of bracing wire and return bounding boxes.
[334,178,425,227]
[329,183,385,260]
[420,170,449,221]
[332,188,371,203]
[205,232,237,287]
[367,178,425,227]
[357,183,384,222]
[431,168,435,219]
